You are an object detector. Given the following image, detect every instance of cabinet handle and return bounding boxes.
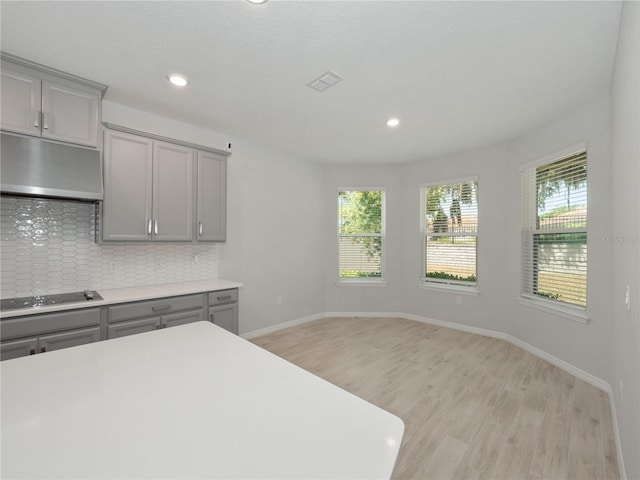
[161,322,167,329]
[40,346,46,353]
[34,110,40,128]
[210,313,214,322]
[147,219,153,235]
[29,348,36,355]
[217,295,232,301]
[154,219,158,235]
[198,221,203,236]
[152,304,171,312]
[43,112,49,130]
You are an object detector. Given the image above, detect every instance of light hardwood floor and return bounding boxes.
[251,316,620,480]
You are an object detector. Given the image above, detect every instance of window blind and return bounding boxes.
[338,190,384,280]
[521,150,587,308]
[421,180,478,287]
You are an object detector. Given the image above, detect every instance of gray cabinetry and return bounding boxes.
[1,56,104,148]
[153,141,193,241]
[208,289,238,334]
[102,130,153,241]
[0,308,101,360]
[196,151,227,241]
[0,287,239,360]
[39,327,101,353]
[107,294,205,339]
[102,130,193,242]
[1,338,39,361]
[107,317,161,339]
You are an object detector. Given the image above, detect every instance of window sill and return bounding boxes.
[336,279,387,287]
[417,283,479,296]
[519,296,589,324]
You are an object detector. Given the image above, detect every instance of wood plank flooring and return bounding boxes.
[251,316,620,480]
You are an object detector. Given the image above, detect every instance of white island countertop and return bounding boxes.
[1,321,404,479]
[0,279,242,318]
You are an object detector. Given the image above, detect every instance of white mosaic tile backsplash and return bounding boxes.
[0,196,220,298]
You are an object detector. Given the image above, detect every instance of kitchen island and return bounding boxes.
[1,321,404,478]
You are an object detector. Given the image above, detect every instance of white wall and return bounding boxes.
[323,94,613,383]
[103,100,327,335]
[322,165,405,313]
[401,144,510,335]
[220,140,326,334]
[505,92,613,382]
[610,2,640,478]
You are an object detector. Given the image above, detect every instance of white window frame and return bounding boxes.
[337,187,386,286]
[519,143,589,323]
[419,176,478,292]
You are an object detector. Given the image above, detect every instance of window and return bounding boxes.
[521,149,587,309]
[420,179,478,289]
[338,189,385,281]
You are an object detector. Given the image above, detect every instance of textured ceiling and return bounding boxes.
[0,1,622,164]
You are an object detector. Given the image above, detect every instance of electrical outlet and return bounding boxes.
[455,295,462,305]
[276,296,282,305]
[619,380,624,404]
[625,285,631,311]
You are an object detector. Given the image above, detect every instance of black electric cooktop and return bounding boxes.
[0,290,103,312]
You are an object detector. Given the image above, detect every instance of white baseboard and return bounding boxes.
[243,310,626,478]
[240,313,324,340]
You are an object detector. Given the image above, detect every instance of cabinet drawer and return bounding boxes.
[208,289,238,306]
[0,308,101,341]
[108,294,204,322]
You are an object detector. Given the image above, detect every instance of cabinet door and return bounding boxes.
[41,80,100,147]
[0,67,41,136]
[1,338,38,361]
[103,130,154,241]
[39,327,101,354]
[107,317,161,339]
[196,151,226,241]
[153,141,193,241]
[161,309,204,329]
[208,304,238,334]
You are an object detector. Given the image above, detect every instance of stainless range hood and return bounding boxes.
[1,133,103,201]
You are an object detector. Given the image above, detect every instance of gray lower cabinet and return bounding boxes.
[1,288,239,359]
[107,317,162,339]
[1,338,39,360]
[0,308,101,360]
[39,327,101,353]
[107,294,205,339]
[208,289,239,334]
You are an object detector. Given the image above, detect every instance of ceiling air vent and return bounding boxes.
[307,71,343,92]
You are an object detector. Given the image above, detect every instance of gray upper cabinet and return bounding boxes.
[153,141,193,241]
[103,130,153,241]
[196,151,227,241]
[1,56,104,148]
[0,67,41,137]
[102,130,193,242]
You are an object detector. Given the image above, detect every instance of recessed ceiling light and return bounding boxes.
[167,74,189,87]
[247,0,268,4]
[386,118,400,127]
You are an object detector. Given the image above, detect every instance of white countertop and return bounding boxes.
[1,321,404,479]
[0,279,242,318]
